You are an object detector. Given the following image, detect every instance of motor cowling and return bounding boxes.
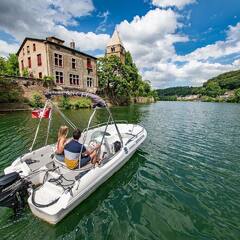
[0,172,30,212]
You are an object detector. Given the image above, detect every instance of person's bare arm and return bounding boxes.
[58,138,66,153]
[84,144,101,155]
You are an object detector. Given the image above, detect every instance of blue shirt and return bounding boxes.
[64,139,86,161]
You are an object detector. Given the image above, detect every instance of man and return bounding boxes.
[64,129,99,169]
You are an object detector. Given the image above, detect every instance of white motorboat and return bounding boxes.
[0,91,147,224]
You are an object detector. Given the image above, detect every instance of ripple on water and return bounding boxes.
[0,103,240,240]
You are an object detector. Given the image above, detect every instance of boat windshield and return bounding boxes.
[90,131,111,142]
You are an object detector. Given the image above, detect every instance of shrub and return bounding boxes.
[58,97,92,109]
[22,68,29,78]
[201,96,216,102]
[234,88,240,103]
[58,96,71,109]
[70,98,92,109]
[30,93,44,108]
[43,76,54,87]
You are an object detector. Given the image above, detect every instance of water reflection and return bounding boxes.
[53,150,147,239]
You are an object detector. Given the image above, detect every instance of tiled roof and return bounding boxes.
[17,37,97,60]
[107,29,124,47]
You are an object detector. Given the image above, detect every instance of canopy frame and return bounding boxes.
[30,91,123,169]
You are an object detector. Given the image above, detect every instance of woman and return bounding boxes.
[55,126,69,162]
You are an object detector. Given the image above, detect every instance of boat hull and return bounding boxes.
[4,123,147,224]
[28,150,136,224]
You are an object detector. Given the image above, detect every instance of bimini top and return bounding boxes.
[45,91,106,108]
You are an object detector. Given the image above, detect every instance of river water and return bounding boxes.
[0,102,240,240]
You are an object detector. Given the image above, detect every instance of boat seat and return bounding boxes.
[54,156,67,167]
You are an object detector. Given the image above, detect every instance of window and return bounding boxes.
[87,58,92,69]
[27,46,30,54]
[87,77,93,87]
[37,54,42,66]
[87,69,93,75]
[23,48,25,56]
[111,46,115,52]
[21,60,24,70]
[69,74,79,85]
[72,58,76,69]
[55,71,64,84]
[39,72,42,79]
[33,43,36,51]
[54,53,63,67]
[121,46,125,54]
[28,57,31,68]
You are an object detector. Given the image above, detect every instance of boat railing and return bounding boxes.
[125,125,145,145]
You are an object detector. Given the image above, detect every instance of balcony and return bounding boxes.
[87,63,92,69]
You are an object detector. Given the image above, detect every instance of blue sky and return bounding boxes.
[0,0,239,88]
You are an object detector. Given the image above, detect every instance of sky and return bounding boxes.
[0,0,240,88]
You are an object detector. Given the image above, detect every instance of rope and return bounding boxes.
[29,100,49,152]
[51,101,77,130]
[45,103,52,145]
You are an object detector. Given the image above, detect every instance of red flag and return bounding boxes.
[32,108,51,119]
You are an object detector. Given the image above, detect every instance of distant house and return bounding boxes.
[106,29,126,64]
[17,36,98,93]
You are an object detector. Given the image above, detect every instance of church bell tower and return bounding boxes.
[106,29,126,64]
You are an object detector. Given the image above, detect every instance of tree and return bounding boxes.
[0,57,7,75]
[97,52,156,105]
[97,55,131,104]
[205,82,222,97]
[235,88,240,103]
[5,54,19,76]
[0,54,19,76]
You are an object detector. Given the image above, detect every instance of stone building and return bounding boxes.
[106,29,126,64]
[17,36,98,93]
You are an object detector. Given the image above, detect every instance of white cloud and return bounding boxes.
[152,0,196,9]
[0,40,19,57]
[233,59,240,66]
[176,23,240,62]
[117,8,240,88]
[118,8,187,67]
[96,11,110,33]
[0,0,109,53]
[147,61,236,88]
[53,26,109,51]
[0,0,94,40]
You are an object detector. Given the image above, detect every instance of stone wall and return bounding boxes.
[131,96,155,104]
[1,75,47,100]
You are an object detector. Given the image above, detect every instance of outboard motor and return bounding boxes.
[0,172,30,213]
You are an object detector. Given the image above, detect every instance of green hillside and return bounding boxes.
[157,86,200,101]
[157,69,240,102]
[203,70,240,90]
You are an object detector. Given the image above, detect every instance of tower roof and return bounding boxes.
[107,29,124,47]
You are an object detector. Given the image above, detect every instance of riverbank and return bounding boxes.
[175,90,238,103]
[0,103,32,112]
[0,75,156,111]
[158,90,240,103]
